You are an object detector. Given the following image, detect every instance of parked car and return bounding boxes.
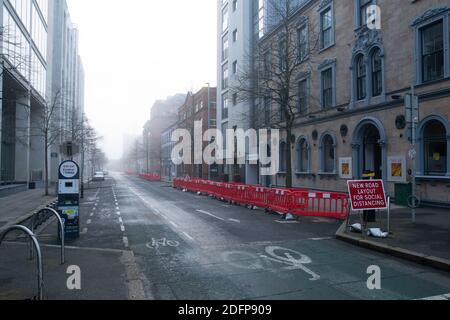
[93,172,105,182]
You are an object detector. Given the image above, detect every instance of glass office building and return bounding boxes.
[2,0,48,97]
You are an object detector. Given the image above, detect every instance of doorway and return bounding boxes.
[362,125,382,179]
[352,118,387,182]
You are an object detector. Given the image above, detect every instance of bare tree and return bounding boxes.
[29,90,65,196]
[122,138,145,174]
[231,0,321,188]
[0,26,31,79]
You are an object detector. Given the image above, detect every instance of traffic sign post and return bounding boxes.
[58,160,81,239]
[405,87,420,223]
[347,179,388,238]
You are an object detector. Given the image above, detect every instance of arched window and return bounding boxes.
[296,138,309,173]
[321,134,336,173]
[423,120,447,176]
[371,48,383,97]
[279,142,287,173]
[356,54,366,100]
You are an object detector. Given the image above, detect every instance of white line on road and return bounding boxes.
[169,221,178,228]
[118,217,123,224]
[81,228,88,234]
[417,293,450,300]
[117,211,121,216]
[228,218,241,223]
[196,210,225,221]
[90,213,94,217]
[183,232,194,241]
[87,219,92,225]
[120,225,125,232]
[275,220,299,224]
[123,237,129,248]
[310,237,333,241]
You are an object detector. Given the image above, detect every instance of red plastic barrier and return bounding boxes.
[267,189,295,214]
[291,191,350,220]
[247,186,270,209]
[172,178,350,220]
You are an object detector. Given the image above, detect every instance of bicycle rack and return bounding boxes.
[30,207,65,265]
[0,225,44,300]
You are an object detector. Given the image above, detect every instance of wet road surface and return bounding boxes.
[51,173,450,300]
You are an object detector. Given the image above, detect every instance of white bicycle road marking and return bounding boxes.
[146,238,180,250]
[223,246,320,281]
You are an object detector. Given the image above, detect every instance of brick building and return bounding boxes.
[176,87,217,180]
[145,94,186,175]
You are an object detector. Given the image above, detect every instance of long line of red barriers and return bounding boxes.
[173,178,350,221]
[139,173,161,182]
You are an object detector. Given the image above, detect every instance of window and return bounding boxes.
[421,20,444,82]
[356,54,366,100]
[296,138,309,173]
[222,95,229,120]
[321,68,333,108]
[232,0,237,12]
[263,51,271,77]
[232,60,237,74]
[298,78,308,114]
[232,29,238,42]
[371,48,383,96]
[222,62,229,89]
[424,120,447,176]
[222,35,229,61]
[264,96,271,126]
[222,6,229,33]
[279,142,287,173]
[321,134,336,173]
[278,39,287,71]
[297,24,308,62]
[232,93,238,106]
[320,6,334,49]
[359,0,372,27]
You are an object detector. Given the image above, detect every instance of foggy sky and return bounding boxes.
[66,0,217,160]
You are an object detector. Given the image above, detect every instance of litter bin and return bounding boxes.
[395,183,412,207]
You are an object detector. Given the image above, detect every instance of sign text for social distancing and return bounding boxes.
[347,180,387,211]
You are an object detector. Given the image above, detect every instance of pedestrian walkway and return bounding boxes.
[0,242,134,300]
[0,188,56,231]
[338,206,450,271]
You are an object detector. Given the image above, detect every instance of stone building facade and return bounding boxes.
[256,0,450,206]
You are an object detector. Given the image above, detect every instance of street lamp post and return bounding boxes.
[393,84,420,224]
[206,83,211,181]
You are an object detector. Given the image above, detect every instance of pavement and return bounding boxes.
[1,173,450,300]
[0,178,144,300]
[0,187,56,232]
[337,206,450,272]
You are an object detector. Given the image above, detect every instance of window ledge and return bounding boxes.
[277,171,287,176]
[416,76,450,88]
[295,172,313,176]
[318,43,335,54]
[318,172,338,177]
[416,175,450,181]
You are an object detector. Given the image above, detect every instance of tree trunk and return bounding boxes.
[285,126,293,188]
[44,140,49,196]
